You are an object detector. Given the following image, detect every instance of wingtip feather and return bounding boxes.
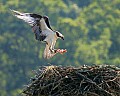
[10,9,23,16]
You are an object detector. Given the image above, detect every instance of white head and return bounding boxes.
[55,31,64,40]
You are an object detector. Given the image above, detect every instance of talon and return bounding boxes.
[57,49,61,52]
[60,49,67,54]
[56,49,67,54]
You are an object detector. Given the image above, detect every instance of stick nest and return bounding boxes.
[23,65,120,96]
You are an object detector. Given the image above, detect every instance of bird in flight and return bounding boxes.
[10,9,67,59]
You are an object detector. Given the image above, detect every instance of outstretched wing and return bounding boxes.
[10,9,53,30]
[11,9,49,41]
[10,9,42,27]
[11,9,54,41]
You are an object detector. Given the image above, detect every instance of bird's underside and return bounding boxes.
[11,9,67,59]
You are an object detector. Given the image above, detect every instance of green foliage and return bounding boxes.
[0,0,120,95]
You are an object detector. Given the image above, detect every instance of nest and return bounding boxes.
[23,65,120,96]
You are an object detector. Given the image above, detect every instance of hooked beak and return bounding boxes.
[61,37,64,40]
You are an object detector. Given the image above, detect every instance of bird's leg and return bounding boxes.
[49,41,57,53]
[49,45,55,53]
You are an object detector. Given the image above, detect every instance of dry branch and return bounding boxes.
[22,65,120,96]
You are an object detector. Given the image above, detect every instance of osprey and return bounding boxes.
[11,9,67,59]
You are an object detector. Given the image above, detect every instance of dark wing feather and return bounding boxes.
[44,17,53,31]
[29,13,42,19]
[32,24,46,41]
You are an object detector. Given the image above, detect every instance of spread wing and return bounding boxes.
[10,9,53,30]
[11,9,54,41]
[10,9,42,27]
